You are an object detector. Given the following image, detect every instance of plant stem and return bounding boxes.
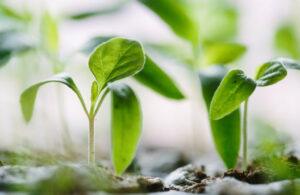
[242,99,249,170]
[88,115,95,165]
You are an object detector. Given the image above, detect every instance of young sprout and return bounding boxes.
[20,37,145,175]
[210,58,300,170]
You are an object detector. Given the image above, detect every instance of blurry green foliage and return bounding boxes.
[202,42,246,66]
[69,0,130,20]
[252,121,300,182]
[41,12,59,55]
[0,2,31,22]
[0,30,32,67]
[140,0,200,46]
[275,24,300,59]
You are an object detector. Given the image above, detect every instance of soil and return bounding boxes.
[0,149,300,194]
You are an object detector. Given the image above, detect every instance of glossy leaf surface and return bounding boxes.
[89,37,145,90]
[210,69,256,120]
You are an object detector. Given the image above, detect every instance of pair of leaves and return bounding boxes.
[199,66,240,168]
[20,37,145,175]
[84,36,185,100]
[210,58,300,120]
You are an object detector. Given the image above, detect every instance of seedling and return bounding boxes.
[20,37,146,175]
[138,0,246,169]
[210,58,300,170]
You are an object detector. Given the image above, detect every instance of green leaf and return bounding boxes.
[139,0,199,45]
[20,73,85,122]
[199,66,240,168]
[210,69,256,120]
[274,25,300,59]
[134,56,184,100]
[110,84,142,175]
[41,12,59,54]
[203,42,246,65]
[255,60,288,87]
[88,37,145,90]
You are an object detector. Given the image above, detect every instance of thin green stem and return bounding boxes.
[88,115,95,165]
[87,87,110,165]
[242,99,249,170]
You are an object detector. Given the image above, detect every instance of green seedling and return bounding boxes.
[20,37,146,175]
[138,0,246,169]
[210,58,300,170]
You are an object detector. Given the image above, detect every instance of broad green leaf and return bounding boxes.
[82,36,115,54]
[110,84,142,175]
[255,60,287,87]
[41,12,59,54]
[134,56,185,100]
[274,25,300,59]
[199,66,240,168]
[203,42,246,65]
[20,73,84,122]
[210,69,256,120]
[139,0,199,45]
[88,37,145,90]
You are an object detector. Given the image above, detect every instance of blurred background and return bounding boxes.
[1,0,300,161]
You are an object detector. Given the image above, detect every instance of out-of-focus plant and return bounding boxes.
[250,120,300,182]
[0,1,77,155]
[0,2,32,67]
[274,24,300,59]
[210,58,300,170]
[20,37,147,175]
[138,0,246,169]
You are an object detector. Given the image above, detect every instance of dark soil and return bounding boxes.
[224,167,269,184]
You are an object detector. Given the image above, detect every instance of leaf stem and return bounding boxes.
[94,88,110,116]
[242,99,248,170]
[88,115,95,165]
